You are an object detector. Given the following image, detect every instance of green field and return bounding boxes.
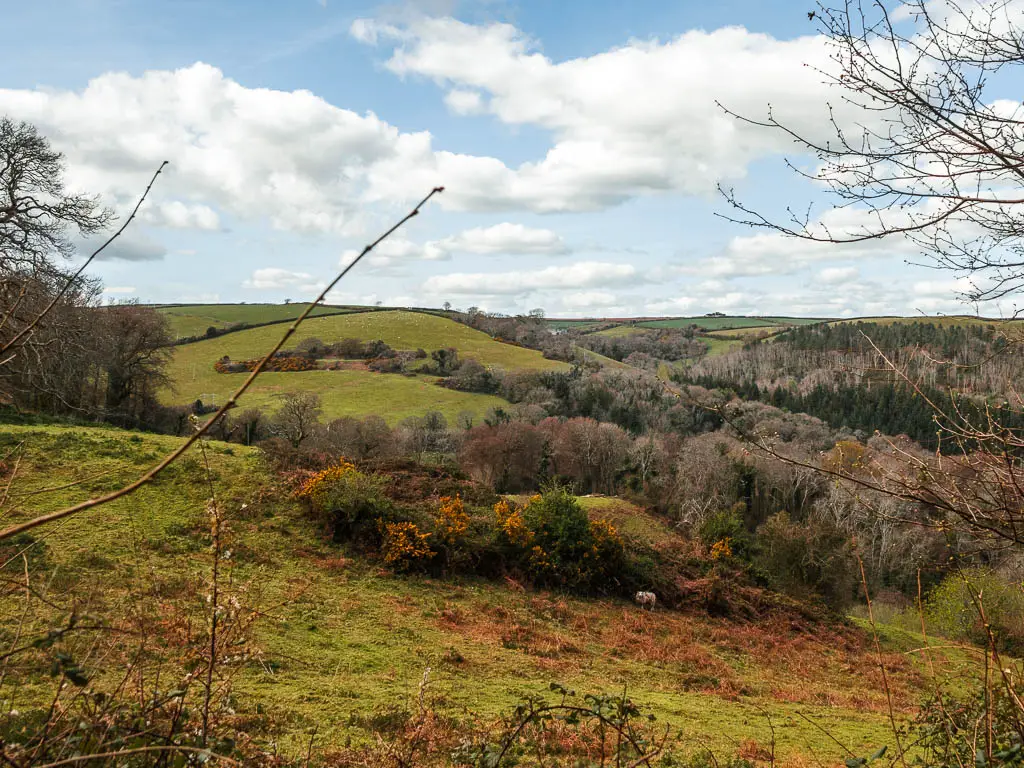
[177,369,507,424]
[544,319,606,331]
[157,303,364,338]
[830,315,1024,329]
[639,316,829,331]
[701,336,746,357]
[0,423,960,764]
[705,325,787,340]
[589,325,653,338]
[171,310,568,371]
[164,310,567,421]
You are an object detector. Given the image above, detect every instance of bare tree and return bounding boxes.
[710,0,1024,545]
[719,0,1024,303]
[271,392,323,448]
[0,117,113,278]
[0,270,104,412]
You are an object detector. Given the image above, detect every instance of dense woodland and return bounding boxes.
[680,322,1024,449]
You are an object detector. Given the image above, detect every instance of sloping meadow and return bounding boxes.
[0,423,980,765]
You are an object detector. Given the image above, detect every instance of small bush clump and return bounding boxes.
[296,460,394,545]
[495,487,626,591]
[434,494,469,546]
[379,520,434,571]
[214,355,318,373]
[698,504,753,561]
[754,511,858,609]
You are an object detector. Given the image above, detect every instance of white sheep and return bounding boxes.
[634,591,656,611]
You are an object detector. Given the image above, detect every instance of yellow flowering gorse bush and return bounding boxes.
[494,498,533,548]
[435,494,469,545]
[380,521,434,570]
[494,490,627,589]
[710,537,733,561]
[294,459,358,506]
[589,518,624,559]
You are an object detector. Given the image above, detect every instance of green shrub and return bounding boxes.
[911,677,1023,767]
[925,567,1024,653]
[496,486,628,591]
[296,462,395,546]
[753,511,858,609]
[698,503,753,561]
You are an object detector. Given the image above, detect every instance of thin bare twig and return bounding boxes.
[197,432,221,747]
[0,186,443,542]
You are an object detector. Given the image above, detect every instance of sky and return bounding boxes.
[0,0,1012,318]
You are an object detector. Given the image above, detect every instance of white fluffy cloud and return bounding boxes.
[146,201,221,230]
[339,237,447,271]
[690,206,933,278]
[0,33,848,227]
[434,222,568,255]
[818,266,859,285]
[443,88,484,115]
[423,261,638,295]
[560,291,620,309]
[83,232,168,262]
[0,63,437,235]
[0,18,884,236]
[353,16,871,211]
[338,222,569,271]
[643,297,697,314]
[244,267,323,292]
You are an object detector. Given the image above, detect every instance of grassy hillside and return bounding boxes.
[578,348,632,368]
[639,316,828,331]
[158,303,361,338]
[164,310,568,421]
[590,325,653,338]
[830,315,1024,329]
[171,310,567,371]
[705,325,787,340]
[0,423,961,764]
[173,368,507,424]
[545,319,605,331]
[702,336,746,357]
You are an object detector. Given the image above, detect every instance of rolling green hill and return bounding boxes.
[173,368,507,424]
[0,423,950,764]
[702,336,746,357]
[164,310,568,422]
[705,325,780,337]
[638,316,828,331]
[171,310,568,371]
[544,319,605,331]
[829,314,1024,329]
[157,303,364,338]
[590,325,653,338]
